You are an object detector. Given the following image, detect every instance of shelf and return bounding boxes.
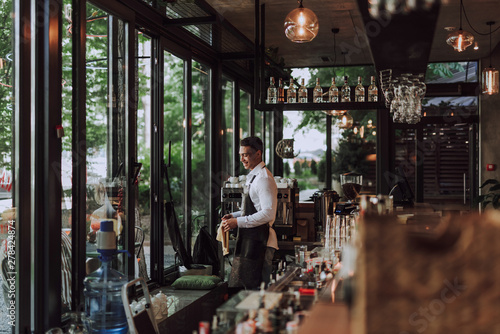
[255,101,386,112]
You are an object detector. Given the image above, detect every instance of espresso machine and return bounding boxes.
[273,185,299,241]
[220,178,299,241]
[221,181,244,216]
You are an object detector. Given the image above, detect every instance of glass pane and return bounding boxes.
[163,51,185,268]
[425,62,478,83]
[422,96,478,117]
[332,110,377,196]
[254,109,263,139]
[61,0,73,312]
[283,111,326,200]
[191,61,211,255]
[264,111,273,173]
[221,77,234,178]
[239,90,250,175]
[239,90,250,141]
[136,31,152,279]
[85,4,128,275]
[0,0,14,327]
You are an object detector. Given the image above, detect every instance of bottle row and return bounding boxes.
[267,76,379,104]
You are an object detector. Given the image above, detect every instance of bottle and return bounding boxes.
[313,78,323,103]
[355,76,365,102]
[287,78,297,103]
[84,221,129,334]
[368,75,378,102]
[328,77,339,102]
[341,76,351,102]
[267,77,277,104]
[278,78,285,103]
[298,78,308,103]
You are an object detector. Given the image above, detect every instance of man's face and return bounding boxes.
[239,146,262,170]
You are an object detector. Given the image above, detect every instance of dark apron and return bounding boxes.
[228,175,269,289]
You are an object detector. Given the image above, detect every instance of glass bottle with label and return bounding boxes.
[328,77,339,102]
[287,78,297,103]
[298,78,308,103]
[367,75,378,102]
[267,77,277,104]
[355,76,365,102]
[313,78,323,103]
[341,76,351,102]
[278,78,285,103]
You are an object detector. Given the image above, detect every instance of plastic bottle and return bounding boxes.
[84,220,129,334]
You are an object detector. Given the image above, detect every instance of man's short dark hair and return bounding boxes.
[240,136,263,153]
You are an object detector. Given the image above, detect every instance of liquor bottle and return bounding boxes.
[313,78,323,103]
[367,75,378,102]
[287,78,297,103]
[328,77,339,102]
[355,76,365,102]
[278,78,285,103]
[341,76,351,102]
[267,77,277,104]
[298,78,308,103]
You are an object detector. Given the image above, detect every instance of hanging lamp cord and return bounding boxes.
[459,0,463,30]
[461,0,500,35]
[489,23,493,67]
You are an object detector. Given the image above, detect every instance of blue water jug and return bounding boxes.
[84,220,128,334]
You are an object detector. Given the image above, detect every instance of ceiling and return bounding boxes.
[206,0,500,70]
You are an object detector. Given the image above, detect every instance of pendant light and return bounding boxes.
[337,112,353,129]
[446,0,474,52]
[482,21,499,95]
[284,0,319,43]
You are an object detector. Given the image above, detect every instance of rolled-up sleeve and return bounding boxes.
[237,175,277,228]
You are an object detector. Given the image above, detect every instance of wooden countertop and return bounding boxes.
[298,302,350,334]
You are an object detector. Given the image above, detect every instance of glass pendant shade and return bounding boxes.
[284,4,319,43]
[446,29,474,52]
[482,67,499,95]
[331,110,346,117]
[337,112,353,129]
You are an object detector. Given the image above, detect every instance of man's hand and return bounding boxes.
[222,214,233,220]
[222,217,238,232]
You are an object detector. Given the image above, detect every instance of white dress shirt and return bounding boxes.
[232,161,278,250]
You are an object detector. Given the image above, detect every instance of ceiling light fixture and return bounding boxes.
[482,21,499,95]
[337,112,353,129]
[284,0,319,43]
[446,0,474,52]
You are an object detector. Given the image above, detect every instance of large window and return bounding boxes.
[191,61,211,254]
[284,67,378,200]
[85,4,129,275]
[61,0,73,312]
[0,0,14,327]
[163,51,186,268]
[221,76,234,177]
[136,31,153,279]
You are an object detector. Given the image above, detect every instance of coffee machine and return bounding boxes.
[220,178,299,241]
[273,185,299,241]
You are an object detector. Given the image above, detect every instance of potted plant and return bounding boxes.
[475,179,500,210]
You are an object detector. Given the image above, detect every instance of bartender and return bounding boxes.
[222,136,278,289]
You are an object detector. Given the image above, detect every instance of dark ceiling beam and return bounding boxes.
[356,1,441,76]
[163,15,217,26]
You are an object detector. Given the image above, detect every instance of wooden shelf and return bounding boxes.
[255,101,386,112]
